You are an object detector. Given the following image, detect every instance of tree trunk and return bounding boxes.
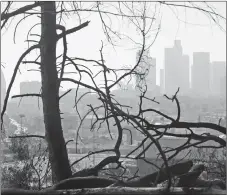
[40,2,72,183]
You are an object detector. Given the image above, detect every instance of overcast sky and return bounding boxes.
[1,2,226,96]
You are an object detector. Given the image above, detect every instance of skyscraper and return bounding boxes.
[179,54,190,95]
[211,61,226,96]
[191,52,210,97]
[164,40,190,96]
[160,69,165,94]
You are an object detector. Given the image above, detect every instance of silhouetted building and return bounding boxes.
[191,52,211,97]
[1,69,6,109]
[211,61,226,96]
[164,40,190,96]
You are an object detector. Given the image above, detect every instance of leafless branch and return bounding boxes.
[57,21,90,40]
[1,2,43,21]
[9,135,45,139]
[59,89,72,100]
[1,44,40,131]
[12,93,42,99]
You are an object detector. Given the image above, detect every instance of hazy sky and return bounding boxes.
[1,2,226,96]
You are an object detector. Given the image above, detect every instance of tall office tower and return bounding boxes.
[164,40,190,96]
[211,61,226,96]
[160,68,165,94]
[191,52,211,97]
[179,54,190,95]
[135,50,156,92]
[1,69,6,109]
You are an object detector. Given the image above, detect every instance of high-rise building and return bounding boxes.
[179,54,190,95]
[191,52,210,97]
[160,69,165,94]
[135,50,156,92]
[211,61,226,96]
[1,69,6,109]
[164,40,190,96]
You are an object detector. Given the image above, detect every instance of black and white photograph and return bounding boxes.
[1,1,226,195]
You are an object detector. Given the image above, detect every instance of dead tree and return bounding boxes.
[1,1,226,190]
[40,2,72,183]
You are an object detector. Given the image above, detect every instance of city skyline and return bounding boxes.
[1,2,226,96]
[133,39,226,97]
[2,40,226,101]
[1,40,226,91]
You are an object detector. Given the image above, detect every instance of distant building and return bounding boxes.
[220,76,226,98]
[160,69,165,94]
[20,81,41,95]
[1,69,6,109]
[211,61,226,96]
[191,52,211,97]
[60,87,92,112]
[135,50,156,92]
[164,40,190,96]
[180,55,190,95]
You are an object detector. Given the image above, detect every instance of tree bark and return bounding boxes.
[40,2,72,183]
